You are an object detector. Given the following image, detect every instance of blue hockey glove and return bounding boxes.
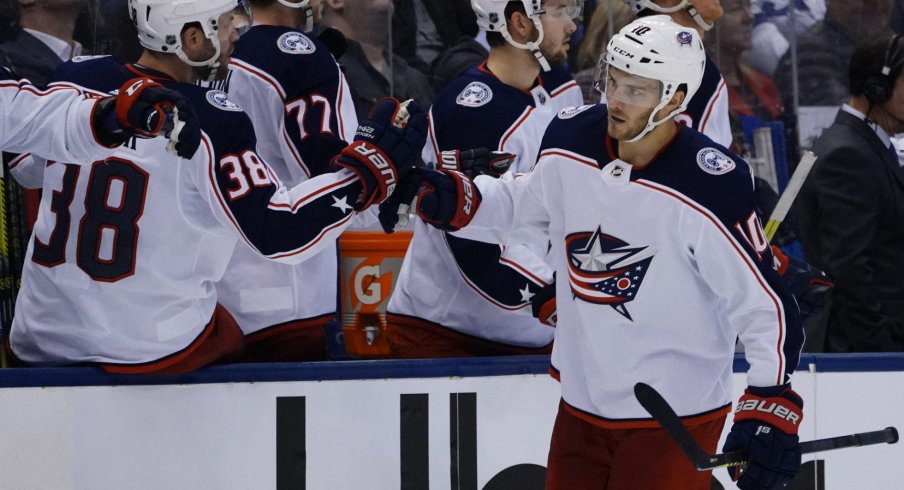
[332,98,428,210]
[437,148,515,179]
[531,280,557,327]
[771,245,832,322]
[723,385,803,490]
[414,168,481,232]
[95,78,202,159]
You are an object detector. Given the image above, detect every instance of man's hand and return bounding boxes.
[93,78,202,159]
[438,148,515,179]
[331,98,428,210]
[723,385,803,489]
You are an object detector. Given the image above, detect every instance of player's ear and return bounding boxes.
[180,23,204,53]
[508,10,534,41]
[663,89,687,114]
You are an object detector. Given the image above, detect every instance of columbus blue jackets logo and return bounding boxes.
[566,227,654,320]
[206,90,243,112]
[456,82,493,107]
[696,148,736,175]
[278,32,316,54]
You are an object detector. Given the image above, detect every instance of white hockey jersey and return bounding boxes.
[454,104,803,424]
[0,67,112,161]
[9,58,367,366]
[202,26,358,335]
[387,62,582,347]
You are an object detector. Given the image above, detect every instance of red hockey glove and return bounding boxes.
[94,78,202,159]
[413,168,481,231]
[437,148,515,179]
[530,280,557,327]
[722,385,803,490]
[331,98,428,210]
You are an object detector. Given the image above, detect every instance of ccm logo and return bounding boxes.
[735,400,800,426]
[353,142,397,194]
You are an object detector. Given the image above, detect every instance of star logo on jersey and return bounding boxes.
[332,195,353,214]
[278,31,316,55]
[519,284,535,303]
[565,227,654,320]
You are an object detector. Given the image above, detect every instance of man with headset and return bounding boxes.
[796,33,904,352]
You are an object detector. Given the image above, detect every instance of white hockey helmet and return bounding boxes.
[275,0,316,33]
[604,15,705,141]
[471,0,551,71]
[620,0,715,31]
[129,0,240,70]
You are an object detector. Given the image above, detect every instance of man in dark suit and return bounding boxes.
[0,0,89,86]
[796,33,904,352]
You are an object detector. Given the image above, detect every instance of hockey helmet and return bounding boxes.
[602,15,705,141]
[620,0,720,31]
[471,0,578,71]
[275,0,317,33]
[129,0,250,72]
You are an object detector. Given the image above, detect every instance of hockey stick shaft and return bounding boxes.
[634,383,899,470]
[763,151,817,242]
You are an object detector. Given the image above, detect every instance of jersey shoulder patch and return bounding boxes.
[277,31,317,55]
[558,105,594,119]
[456,81,493,107]
[696,147,736,175]
[205,89,243,111]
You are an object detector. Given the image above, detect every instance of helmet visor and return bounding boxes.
[232,1,253,36]
[540,0,584,22]
[595,61,663,109]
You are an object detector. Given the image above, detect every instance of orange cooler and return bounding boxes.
[338,231,412,357]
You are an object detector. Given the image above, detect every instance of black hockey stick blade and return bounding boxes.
[634,382,899,471]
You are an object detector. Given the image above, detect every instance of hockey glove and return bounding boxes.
[722,385,803,490]
[413,168,481,231]
[378,169,424,233]
[437,148,515,179]
[530,280,557,327]
[94,78,202,159]
[771,245,832,322]
[331,98,428,210]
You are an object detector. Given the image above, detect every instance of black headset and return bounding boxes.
[865,34,903,105]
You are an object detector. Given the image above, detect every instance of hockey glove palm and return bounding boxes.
[332,98,428,210]
[438,148,515,179]
[94,78,202,159]
[413,168,481,232]
[722,386,803,490]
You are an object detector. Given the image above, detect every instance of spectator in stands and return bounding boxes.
[0,0,91,85]
[572,0,633,104]
[745,0,825,76]
[796,33,904,352]
[322,0,434,120]
[708,0,784,121]
[391,0,477,77]
[774,0,894,108]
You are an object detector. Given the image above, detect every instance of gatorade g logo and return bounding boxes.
[351,261,394,311]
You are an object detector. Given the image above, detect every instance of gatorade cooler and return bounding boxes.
[338,231,412,358]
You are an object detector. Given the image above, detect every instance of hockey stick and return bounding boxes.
[763,151,817,242]
[634,382,899,470]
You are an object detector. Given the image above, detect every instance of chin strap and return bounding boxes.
[499,18,552,72]
[686,5,713,31]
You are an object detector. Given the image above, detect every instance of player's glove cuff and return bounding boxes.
[332,140,398,210]
[414,168,481,231]
[530,280,557,327]
[733,385,803,435]
[438,148,515,179]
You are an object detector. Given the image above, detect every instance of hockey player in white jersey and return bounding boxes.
[203,0,358,361]
[6,0,426,374]
[620,0,733,147]
[0,65,201,161]
[380,0,584,357]
[406,16,804,490]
